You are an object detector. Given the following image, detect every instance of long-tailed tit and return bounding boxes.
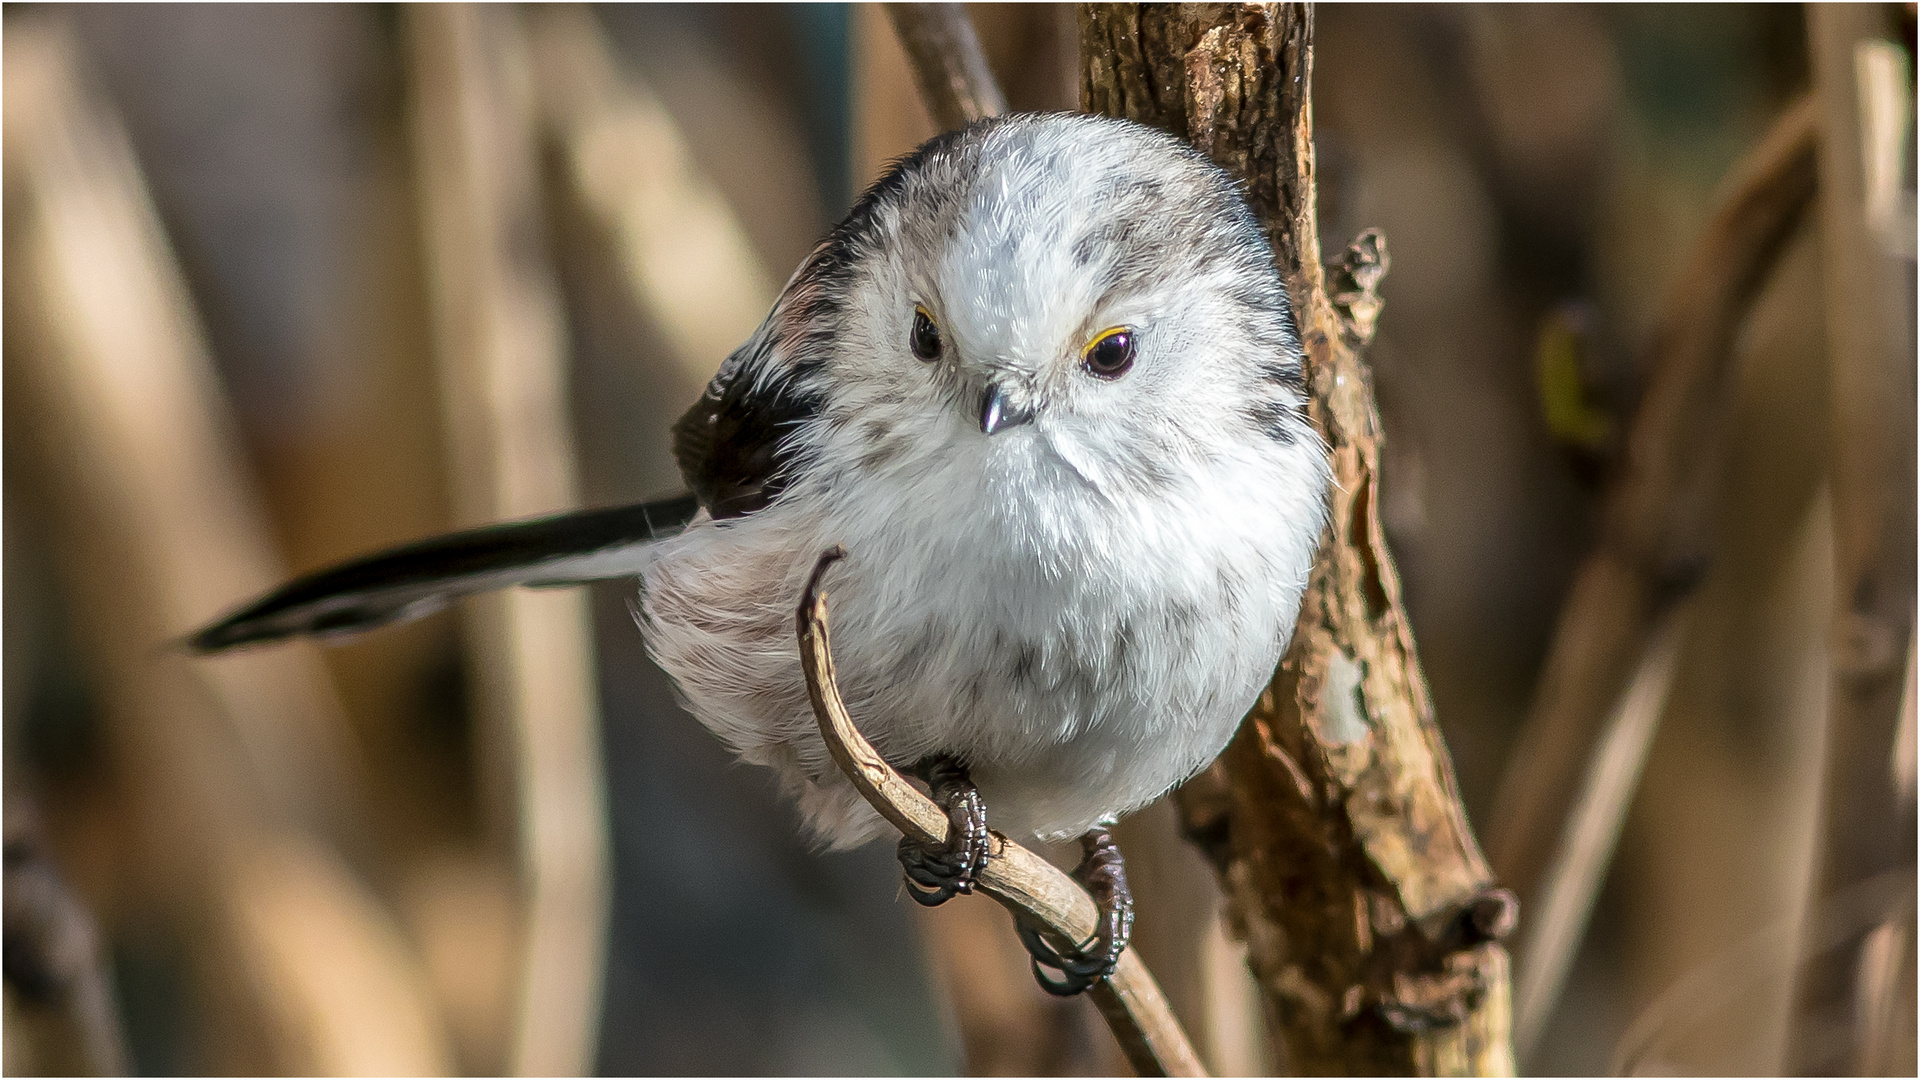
[193,113,1330,993]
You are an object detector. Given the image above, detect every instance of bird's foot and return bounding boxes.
[897,755,990,906]
[1016,826,1134,996]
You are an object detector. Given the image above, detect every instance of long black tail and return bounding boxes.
[190,494,702,652]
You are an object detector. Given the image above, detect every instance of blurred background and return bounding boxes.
[2,3,1912,1076]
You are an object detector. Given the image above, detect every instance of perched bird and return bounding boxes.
[192,113,1329,994]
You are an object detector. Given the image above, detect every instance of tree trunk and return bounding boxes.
[1079,6,1514,1074]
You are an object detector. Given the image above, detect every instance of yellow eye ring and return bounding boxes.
[1081,327,1136,379]
[909,304,943,361]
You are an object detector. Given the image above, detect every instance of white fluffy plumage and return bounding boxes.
[639,114,1329,848]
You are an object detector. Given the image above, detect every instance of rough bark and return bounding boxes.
[1079,6,1513,1075]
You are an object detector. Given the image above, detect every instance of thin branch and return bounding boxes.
[796,549,1208,1079]
[1488,94,1821,908]
[1855,39,1917,260]
[884,4,1007,131]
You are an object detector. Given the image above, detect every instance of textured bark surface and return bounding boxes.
[1080,6,1514,1074]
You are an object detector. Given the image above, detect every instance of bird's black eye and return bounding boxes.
[1082,328,1135,379]
[910,305,942,361]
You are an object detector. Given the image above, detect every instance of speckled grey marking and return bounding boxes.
[1257,360,1308,393]
[1217,565,1246,621]
[1012,642,1039,685]
[1248,399,1301,444]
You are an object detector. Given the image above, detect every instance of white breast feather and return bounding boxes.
[638,116,1329,848]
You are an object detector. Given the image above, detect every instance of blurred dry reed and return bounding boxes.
[1788,6,1918,1074]
[1497,91,1821,1061]
[405,6,609,1074]
[5,18,450,1074]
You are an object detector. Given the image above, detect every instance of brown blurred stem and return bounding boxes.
[1486,95,1822,1057]
[884,4,1007,131]
[1082,6,1513,1074]
[797,550,1207,1078]
[1614,867,1915,1077]
[5,20,450,1073]
[1789,6,1919,1074]
[1508,603,1690,1059]
[1486,97,1820,908]
[405,6,610,1073]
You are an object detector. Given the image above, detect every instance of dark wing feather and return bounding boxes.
[670,165,892,520]
[190,494,700,652]
[671,347,827,520]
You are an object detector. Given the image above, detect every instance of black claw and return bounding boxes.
[1016,826,1135,996]
[895,756,990,907]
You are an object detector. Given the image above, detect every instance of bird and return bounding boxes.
[191,112,1330,994]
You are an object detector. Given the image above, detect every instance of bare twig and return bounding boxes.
[1083,7,1513,1073]
[405,6,608,1073]
[884,4,1007,131]
[1488,95,1821,909]
[1511,602,1691,1059]
[797,550,1208,1079]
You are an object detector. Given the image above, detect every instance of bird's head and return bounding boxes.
[690,113,1319,533]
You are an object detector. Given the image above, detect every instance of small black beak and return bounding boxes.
[979,384,1032,435]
